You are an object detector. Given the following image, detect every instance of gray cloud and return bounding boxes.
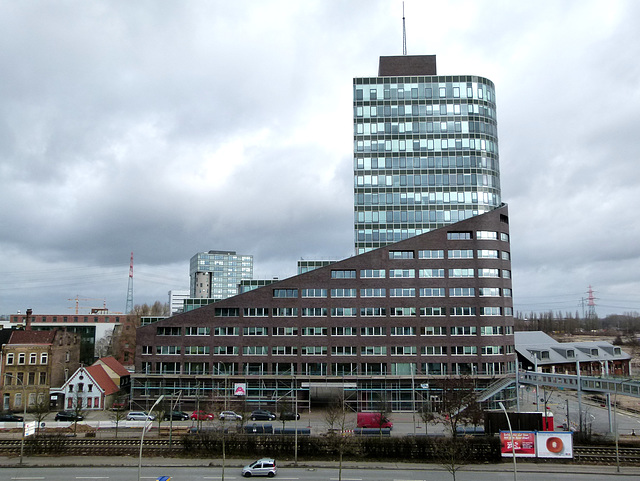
[1,0,639,317]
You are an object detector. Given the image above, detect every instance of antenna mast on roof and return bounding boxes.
[402,2,407,55]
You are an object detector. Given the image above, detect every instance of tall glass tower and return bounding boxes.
[354,55,501,254]
[189,250,253,299]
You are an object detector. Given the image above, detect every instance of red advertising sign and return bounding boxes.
[500,431,536,457]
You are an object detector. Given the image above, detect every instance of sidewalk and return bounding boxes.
[1,455,639,476]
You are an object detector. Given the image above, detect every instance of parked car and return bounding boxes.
[279,411,300,421]
[242,458,277,477]
[126,411,156,421]
[219,410,242,421]
[190,410,214,421]
[163,411,189,421]
[0,413,24,422]
[55,411,84,422]
[250,409,276,421]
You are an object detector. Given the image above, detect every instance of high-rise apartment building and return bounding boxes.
[189,250,253,299]
[354,55,501,253]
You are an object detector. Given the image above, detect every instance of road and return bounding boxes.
[3,465,639,481]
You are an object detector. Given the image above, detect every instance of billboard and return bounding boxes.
[536,431,573,458]
[234,383,247,396]
[500,431,536,457]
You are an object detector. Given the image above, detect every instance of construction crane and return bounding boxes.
[68,296,107,315]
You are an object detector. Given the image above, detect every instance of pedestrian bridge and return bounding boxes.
[518,371,640,399]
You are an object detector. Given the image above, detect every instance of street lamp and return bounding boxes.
[498,401,517,481]
[137,394,165,481]
[4,373,27,465]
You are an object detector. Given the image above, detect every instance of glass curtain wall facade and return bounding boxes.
[354,56,501,254]
[189,250,253,299]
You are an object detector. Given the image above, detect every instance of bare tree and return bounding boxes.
[323,395,350,481]
[30,388,50,436]
[432,376,481,437]
[108,403,128,438]
[432,437,472,481]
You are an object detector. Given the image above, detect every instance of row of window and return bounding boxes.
[354,102,496,121]
[354,119,497,137]
[354,153,498,171]
[155,324,513,338]
[354,81,495,102]
[142,360,512,377]
[3,372,47,385]
[330,268,511,279]
[354,137,499,155]
[145,345,514,356]
[355,172,499,189]
[273,286,511,301]
[5,352,48,366]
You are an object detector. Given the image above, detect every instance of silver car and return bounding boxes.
[126,411,156,421]
[219,410,242,421]
[242,458,277,477]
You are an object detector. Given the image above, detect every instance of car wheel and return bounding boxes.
[243,473,251,478]
[267,472,275,478]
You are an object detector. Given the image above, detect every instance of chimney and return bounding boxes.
[25,308,32,330]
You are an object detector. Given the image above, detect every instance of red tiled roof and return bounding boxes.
[8,330,55,345]
[85,365,119,396]
[93,356,129,377]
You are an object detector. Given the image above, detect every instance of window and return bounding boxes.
[243,327,268,336]
[29,353,37,364]
[301,327,328,336]
[272,308,298,317]
[390,346,417,355]
[391,326,415,336]
[28,372,35,385]
[451,346,478,355]
[301,308,328,316]
[481,326,504,335]
[447,231,472,240]
[389,269,415,278]
[389,288,415,297]
[360,307,386,316]
[301,289,327,298]
[157,326,181,336]
[332,346,357,355]
[502,270,511,279]
[449,268,474,278]
[331,270,356,279]
[185,346,210,355]
[331,326,357,336]
[6,353,14,365]
[273,288,298,298]
[213,346,239,355]
[361,269,386,278]
[18,353,25,365]
[476,230,498,240]
[448,249,473,259]
[142,346,152,355]
[331,288,357,298]
[214,326,239,336]
[422,346,446,355]
[391,307,416,316]
[451,326,477,336]
[361,327,386,336]
[449,287,475,297]
[360,288,386,297]
[273,327,298,336]
[421,326,446,336]
[331,307,357,317]
[420,306,446,317]
[419,269,445,278]
[501,251,511,260]
[418,249,444,259]
[389,251,414,259]
[477,249,499,259]
[450,307,476,316]
[39,372,47,385]
[479,287,501,297]
[478,269,500,278]
[361,346,387,356]
[185,327,211,336]
[215,308,239,317]
[302,346,327,355]
[243,346,268,355]
[500,233,509,242]
[244,308,269,317]
[156,346,181,355]
[272,346,298,355]
[420,287,445,297]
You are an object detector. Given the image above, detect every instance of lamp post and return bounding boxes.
[614,378,632,473]
[137,394,164,481]
[4,374,27,465]
[499,401,517,481]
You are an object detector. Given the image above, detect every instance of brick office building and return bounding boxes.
[133,205,515,412]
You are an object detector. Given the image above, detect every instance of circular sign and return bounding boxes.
[546,436,564,453]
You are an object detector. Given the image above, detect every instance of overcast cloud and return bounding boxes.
[1,0,639,317]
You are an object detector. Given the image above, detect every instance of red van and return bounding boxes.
[357,412,393,429]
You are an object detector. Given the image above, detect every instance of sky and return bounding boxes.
[1,0,639,318]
